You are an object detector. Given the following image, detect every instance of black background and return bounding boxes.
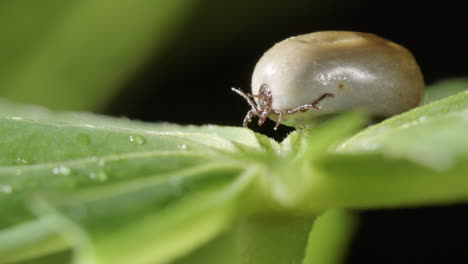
[107,0,468,263]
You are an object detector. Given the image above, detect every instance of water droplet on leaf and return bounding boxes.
[178,144,187,150]
[89,170,108,182]
[52,165,71,175]
[59,165,71,175]
[129,135,145,145]
[15,157,28,164]
[52,167,60,175]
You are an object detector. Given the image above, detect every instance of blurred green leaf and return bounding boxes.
[1,79,468,264]
[422,78,468,104]
[0,0,192,110]
[302,209,357,264]
[0,97,352,264]
[12,250,72,264]
[0,97,270,264]
[175,214,316,264]
[317,86,468,209]
[33,165,255,264]
[340,85,468,171]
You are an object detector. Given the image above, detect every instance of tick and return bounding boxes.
[233,31,424,129]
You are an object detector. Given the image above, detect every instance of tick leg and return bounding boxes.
[286,93,335,114]
[257,111,269,126]
[312,93,335,108]
[231,88,260,113]
[272,110,283,130]
[243,110,256,128]
[286,104,316,114]
[247,94,271,105]
[248,94,261,98]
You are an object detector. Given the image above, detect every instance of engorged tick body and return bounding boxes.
[233,31,425,129]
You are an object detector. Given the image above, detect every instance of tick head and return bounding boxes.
[256,83,273,109]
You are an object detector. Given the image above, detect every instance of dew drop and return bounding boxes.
[52,167,60,175]
[77,133,91,145]
[15,157,28,164]
[89,170,108,182]
[52,165,71,175]
[178,144,187,150]
[59,165,71,175]
[0,185,13,194]
[129,135,145,145]
[52,165,71,176]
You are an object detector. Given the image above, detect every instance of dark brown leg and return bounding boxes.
[312,93,335,108]
[286,93,335,114]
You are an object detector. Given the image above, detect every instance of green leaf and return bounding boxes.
[0,0,193,110]
[339,89,468,171]
[0,216,68,263]
[0,96,359,264]
[247,112,367,214]
[422,78,468,104]
[0,97,278,264]
[0,133,249,263]
[32,165,256,264]
[2,79,468,264]
[302,209,357,264]
[310,89,468,209]
[10,250,72,264]
[175,214,316,264]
